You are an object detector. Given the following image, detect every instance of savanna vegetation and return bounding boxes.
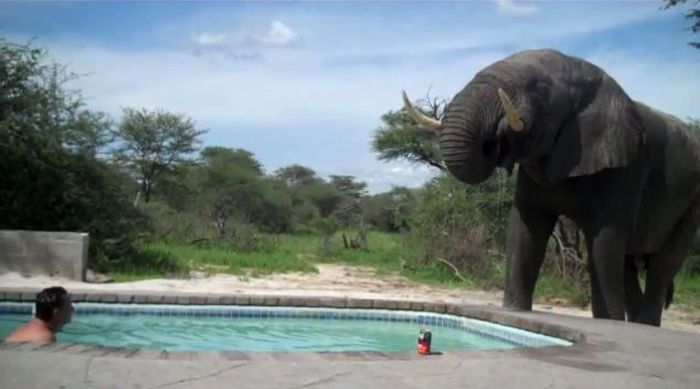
[2,39,698,310]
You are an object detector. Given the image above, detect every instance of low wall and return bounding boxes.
[0,230,88,281]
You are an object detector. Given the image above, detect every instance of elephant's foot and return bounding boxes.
[502,294,533,311]
[625,311,641,323]
[636,316,662,327]
[637,307,663,327]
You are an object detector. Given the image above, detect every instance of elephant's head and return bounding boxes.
[403,49,644,184]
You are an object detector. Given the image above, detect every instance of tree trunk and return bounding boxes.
[552,216,586,283]
[216,214,227,237]
[142,180,152,203]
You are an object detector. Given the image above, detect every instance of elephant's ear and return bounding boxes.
[545,74,644,181]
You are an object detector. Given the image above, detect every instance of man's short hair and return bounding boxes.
[35,287,69,322]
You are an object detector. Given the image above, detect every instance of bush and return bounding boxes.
[140,201,207,242]
[417,222,493,277]
[92,245,187,279]
[0,39,146,264]
[540,217,590,304]
[191,223,280,253]
[407,173,513,280]
[682,231,700,276]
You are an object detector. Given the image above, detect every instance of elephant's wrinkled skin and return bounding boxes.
[404,49,700,326]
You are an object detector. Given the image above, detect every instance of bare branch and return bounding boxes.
[436,257,466,282]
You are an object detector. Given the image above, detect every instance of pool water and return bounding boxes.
[0,304,571,352]
[0,314,519,352]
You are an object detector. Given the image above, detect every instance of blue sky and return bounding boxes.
[1,1,698,193]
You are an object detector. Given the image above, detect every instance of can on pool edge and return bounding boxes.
[417,328,431,355]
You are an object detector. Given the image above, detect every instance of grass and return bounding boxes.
[93,246,189,282]
[98,231,407,282]
[533,275,590,308]
[99,230,442,282]
[318,231,480,288]
[146,240,318,275]
[675,275,700,310]
[96,231,700,312]
[316,230,413,270]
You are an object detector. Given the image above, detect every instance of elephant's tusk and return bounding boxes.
[497,88,525,132]
[401,90,441,135]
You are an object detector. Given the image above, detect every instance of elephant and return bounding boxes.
[402,48,700,326]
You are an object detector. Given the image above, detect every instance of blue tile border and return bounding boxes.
[0,302,32,315]
[0,302,571,348]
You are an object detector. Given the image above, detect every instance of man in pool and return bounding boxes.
[5,286,74,343]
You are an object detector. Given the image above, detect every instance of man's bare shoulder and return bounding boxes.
[4,320,55,343]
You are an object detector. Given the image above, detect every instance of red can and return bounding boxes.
[417,329,432,355]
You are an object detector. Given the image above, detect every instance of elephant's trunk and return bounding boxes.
[439,89,498,185]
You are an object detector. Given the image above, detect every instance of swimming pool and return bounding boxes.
[0,302,571,352]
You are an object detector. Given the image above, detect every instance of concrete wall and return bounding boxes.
[0,230,88,281]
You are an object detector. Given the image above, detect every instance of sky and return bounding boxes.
[1,0,698,193]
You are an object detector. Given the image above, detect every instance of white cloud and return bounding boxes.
[381,164,439,190]
[260,21,299,46]
[193,32,226,46]
[190,21,300,50]
[323,163,438,194]
[389,165,424,177]
[495,0,539,16]
[52,44,474,129]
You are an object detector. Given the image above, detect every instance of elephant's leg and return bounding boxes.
[583,166,646,321]
[642,253,689,327]
[503,204,557,310]
[588,265,608,318]
[640,196,700,326]
[624,254,644,322]
[585,225,627,320]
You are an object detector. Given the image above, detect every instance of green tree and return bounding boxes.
[363,186,416,232]
[275,164,321,187]
[255,177,295,233]
[372,94,445,171]
[412,173,514,241]
[328,175,368,228]
[114,108,206,203]
[196,147,266,236]
[408,172,515,279]
[150,163,198,212]
[306,181,344,218]
[274,165,323,229]
[330,175,367,199]
[201,147,262,175]
[191,147,293,235]
[687,117,700,129]
[0,39,144,260]
[684,118,700,274]
[1,41,113,157]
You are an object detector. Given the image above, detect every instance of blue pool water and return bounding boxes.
[0,303,571,352]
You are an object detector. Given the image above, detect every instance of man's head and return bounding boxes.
[35,287,73,330]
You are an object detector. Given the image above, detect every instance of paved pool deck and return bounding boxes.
[0,289,698,389]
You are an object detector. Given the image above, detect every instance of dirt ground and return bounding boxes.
[1,264,698,334]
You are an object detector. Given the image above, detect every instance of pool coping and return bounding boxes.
[0,287,589,362]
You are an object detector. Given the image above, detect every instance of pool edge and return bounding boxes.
[0,287,588,361]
